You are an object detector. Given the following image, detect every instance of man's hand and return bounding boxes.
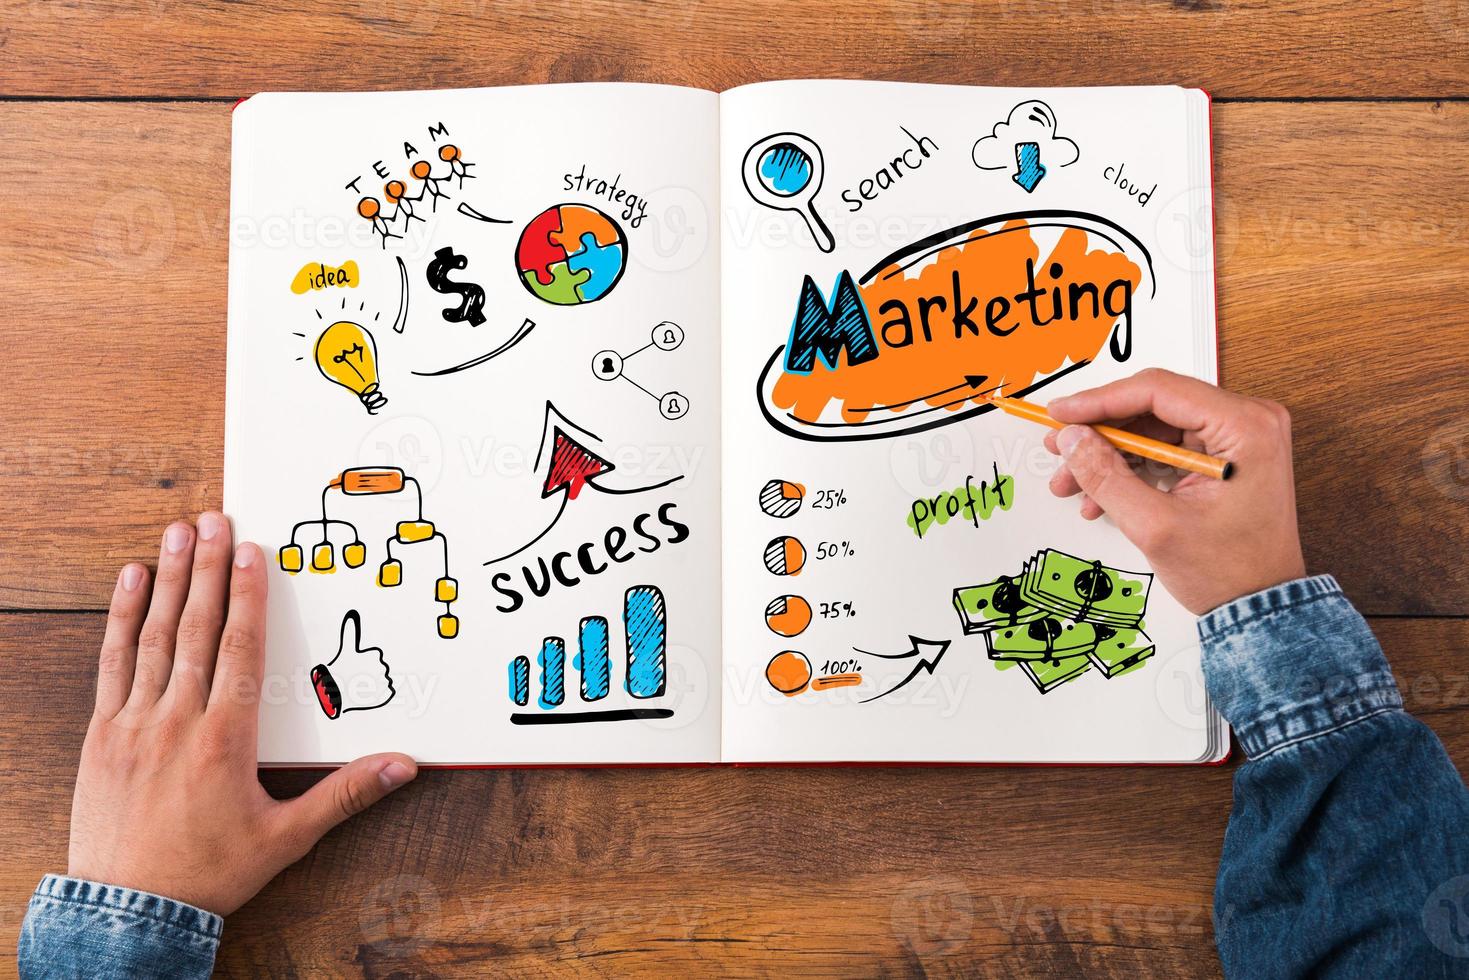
[69,514,417,916]
[1044,368,1307,615]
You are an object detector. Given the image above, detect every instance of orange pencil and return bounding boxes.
[981,393,1233,481]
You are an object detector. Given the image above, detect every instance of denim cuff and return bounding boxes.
[19,874,220,980]
[1198,575,1402,760]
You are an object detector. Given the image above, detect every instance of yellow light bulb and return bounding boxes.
[314,321,387,413]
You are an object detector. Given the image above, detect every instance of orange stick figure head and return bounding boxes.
[384,180,406,202]
[356,196,380,219]
[410,160,432,180]
[438,144,460,163]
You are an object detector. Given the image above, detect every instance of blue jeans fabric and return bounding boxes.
[1202,574,1469,977]
[18,576,1469,977]
[18,874,219,979]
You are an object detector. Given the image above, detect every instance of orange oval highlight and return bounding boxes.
[760,213,1151,442]
[812,673,863,691]
[766,650,812,696]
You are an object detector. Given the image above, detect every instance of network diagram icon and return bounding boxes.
[591,320,689,421]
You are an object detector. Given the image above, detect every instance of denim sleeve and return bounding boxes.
[1200,574,1469,977]
[18,875,220,979]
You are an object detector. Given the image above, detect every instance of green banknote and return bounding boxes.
[1020,549,1152,627]
[1086,627,1156,678]
[953,574,1047,634]
[1018,653,1092,694]
[983,618,1106,661]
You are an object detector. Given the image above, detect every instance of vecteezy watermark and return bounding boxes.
[1422,0,1469,41]
[887,0,976,39]
[1152,639,1213,735]
[885,427,979,499]
[1151,184,1238,274]
[1422,874,1469,958]
[631,184,711,275]
[890,876,976,955]
[93,189,177,274]
[357,415,446,494]
[1423,421,1469,502]
[359,873,445,949]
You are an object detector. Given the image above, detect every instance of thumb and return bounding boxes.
[276,753,417,854]
[338,609,363,655]
[1056,425,1172,533]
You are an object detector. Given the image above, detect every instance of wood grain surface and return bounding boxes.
[1,1,1466,975]
[0,0,1466,99]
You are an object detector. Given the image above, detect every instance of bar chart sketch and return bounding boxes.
[508,585,675,725]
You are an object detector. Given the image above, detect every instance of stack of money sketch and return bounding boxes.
[953,549,1156,695]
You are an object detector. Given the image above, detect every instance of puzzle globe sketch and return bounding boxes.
[516,203,628,306]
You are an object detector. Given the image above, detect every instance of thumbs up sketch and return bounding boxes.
[310,609,397,719]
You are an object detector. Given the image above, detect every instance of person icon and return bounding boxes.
[383,180,424,225]
[438,144,475,188]
[410,159,450,212]
[356,196,400,249]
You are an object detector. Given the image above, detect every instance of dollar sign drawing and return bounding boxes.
[1026,618,1062,655]
[1073,562,1114,620]
[425,246,487,326]
[991,575,1027,625]
[1073,565,1114,603]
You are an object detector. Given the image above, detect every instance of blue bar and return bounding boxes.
[624,586,666,699]
[576,616,610,702]
[509,656,530,707]
[538,637,565,709]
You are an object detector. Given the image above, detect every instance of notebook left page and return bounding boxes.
[226,84,722,765]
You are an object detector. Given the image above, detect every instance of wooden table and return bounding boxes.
[2,3,1466,974]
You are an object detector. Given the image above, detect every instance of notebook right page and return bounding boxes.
[719,81,1224,763]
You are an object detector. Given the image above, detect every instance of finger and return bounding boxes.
[1049,464,1083,499]
[169,513,234,709]
[338,608,361,654]
[1056,425,1174,533]
[273,754,417,858]
[1117,415,1185,446]
[127,522,196,708]
[1044,416,1183,456]
[1048,369,1243,433]
[1079,495,1105,521]
[208,543,269,719]
[96,563,151,718]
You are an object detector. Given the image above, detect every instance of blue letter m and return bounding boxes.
[783,271,879,374]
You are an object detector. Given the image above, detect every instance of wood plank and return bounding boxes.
[1,1,1466,99]
[0,101,1465,612]
[0,613,1463,973]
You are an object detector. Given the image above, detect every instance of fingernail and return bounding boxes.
[120,564,143,592]
[1050,394,1074,411]
[1057,425,1088,457]
[198,512,222,541]
[234,543,258,568]
[379,761,416,790]
[163,524,192,554]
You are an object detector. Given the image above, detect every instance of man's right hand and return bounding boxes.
[1042,368,1307,615]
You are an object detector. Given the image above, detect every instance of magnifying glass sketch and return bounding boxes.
[741,132,836,253]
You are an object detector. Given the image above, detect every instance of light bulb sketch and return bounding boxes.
[315,319,386,413]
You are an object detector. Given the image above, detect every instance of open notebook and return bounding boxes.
[225,80,1225,765]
